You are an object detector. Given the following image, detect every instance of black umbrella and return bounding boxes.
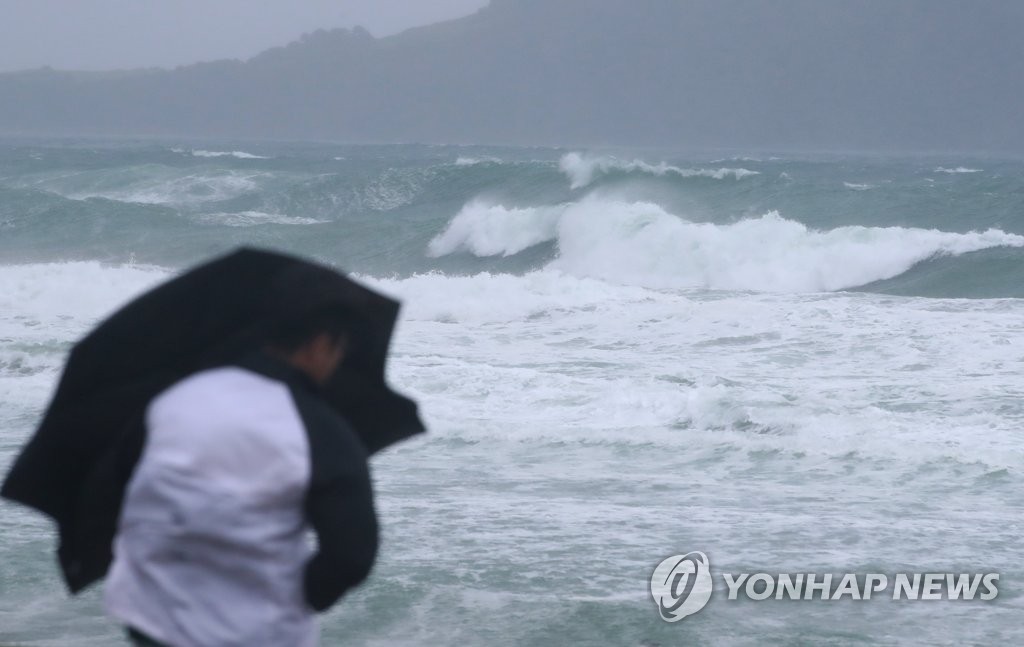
[1,247,424,592]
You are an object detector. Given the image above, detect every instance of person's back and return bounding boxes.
[105,341,377,646]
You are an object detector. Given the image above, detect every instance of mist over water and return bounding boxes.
[1,140,1023,645]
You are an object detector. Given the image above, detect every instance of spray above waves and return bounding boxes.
[558,152,759,189]
[427,201,565,257]
[429,197,1024,293]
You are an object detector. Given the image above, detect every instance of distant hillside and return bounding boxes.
[1,0,1022,152]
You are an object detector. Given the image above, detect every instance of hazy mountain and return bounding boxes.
[1,0,1022,152]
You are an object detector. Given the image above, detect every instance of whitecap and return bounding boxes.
[191,150,269,160]
[194,211,326,227]
[454,156,502,166]
[559,152,759,189]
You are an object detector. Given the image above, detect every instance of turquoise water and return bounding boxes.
[1,140,1022,645]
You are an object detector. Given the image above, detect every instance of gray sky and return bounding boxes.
[0,0,489,72]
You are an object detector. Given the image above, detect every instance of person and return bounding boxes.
[103,308,379,646]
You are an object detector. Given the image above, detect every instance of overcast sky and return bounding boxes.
[0,0,489,72]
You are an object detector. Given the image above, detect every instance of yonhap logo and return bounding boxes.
[650,550,1000,623]
[650,551,713,622]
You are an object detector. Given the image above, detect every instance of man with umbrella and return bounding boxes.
[2,249,425,646]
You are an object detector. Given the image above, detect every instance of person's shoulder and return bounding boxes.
[164,365,284,395]
[151,366,291,418]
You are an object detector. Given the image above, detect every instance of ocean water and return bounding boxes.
[0,139,1022,645]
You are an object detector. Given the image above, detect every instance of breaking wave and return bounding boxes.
[558,152,759,189]
[429,197,1024,293]
[428,201,564,257]
[4,143,1024,298]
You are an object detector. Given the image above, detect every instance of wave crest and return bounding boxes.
[430,197,1024,293]
[559,152,759,189]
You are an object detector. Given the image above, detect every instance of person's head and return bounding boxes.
[263,308,352,385]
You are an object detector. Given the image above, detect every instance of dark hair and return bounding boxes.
[264,307,354,353]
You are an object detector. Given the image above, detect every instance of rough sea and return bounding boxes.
[1,139,1022,645]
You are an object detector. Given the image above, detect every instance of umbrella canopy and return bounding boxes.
[1,247,424,592]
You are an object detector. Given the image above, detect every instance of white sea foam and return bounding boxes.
[0,261,168,396]
[3,260,1021,484]
[710,156,763,163]
[843,181,875,190]
[190,150,269,159]
[194,211,326,227]
[430,197,1024,292]
[4,257,1024,645]
[454,156,502,166]
[81,173,261,205]
[0,261,168,338]
[934,166,982,174]
[18,167,266,205]
[364,269,1024,471]
[558,152,759,189]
